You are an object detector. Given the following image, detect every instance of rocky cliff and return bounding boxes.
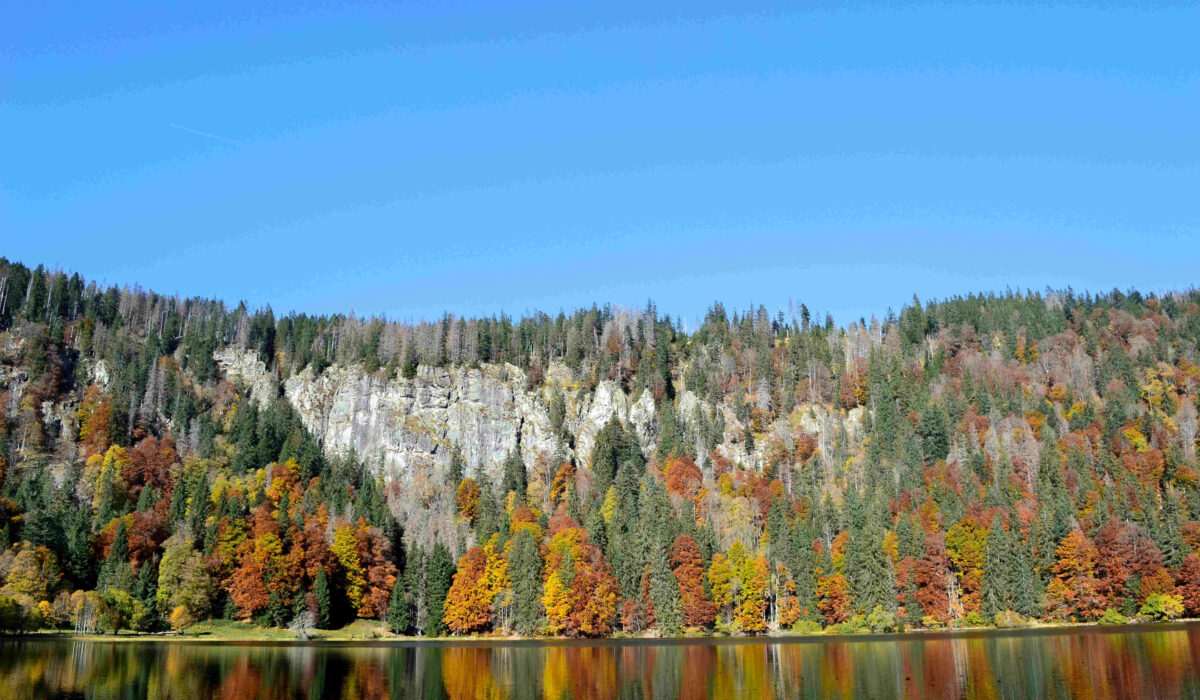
[215,349,859,484]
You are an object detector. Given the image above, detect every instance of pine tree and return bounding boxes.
[314,567,332,629]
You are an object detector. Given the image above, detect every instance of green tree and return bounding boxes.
[649,545,683,635]
[314,567,332,629]
[97,520,134,593]
[387,575,411,634]
[424,543,455,637]
[508,528,544,635]
[981,516,1013,619]
[501,449,527,498]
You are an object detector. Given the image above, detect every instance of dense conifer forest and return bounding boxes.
[2,255,1200,637]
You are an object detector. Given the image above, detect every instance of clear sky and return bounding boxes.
[3,1,1197,326]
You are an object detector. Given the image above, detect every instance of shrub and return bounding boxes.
[790,619,822,635]
[829,615,868,635]
[867,606,897,633]
[1099,609,1128,625]
[994,610,1028,628]
[921,615,946,629]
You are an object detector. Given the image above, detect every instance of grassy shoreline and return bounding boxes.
[5,618,1199,645]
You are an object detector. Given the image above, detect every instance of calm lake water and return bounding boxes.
[3,623,1200,699]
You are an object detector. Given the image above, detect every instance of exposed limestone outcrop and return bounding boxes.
[215,349,860,484]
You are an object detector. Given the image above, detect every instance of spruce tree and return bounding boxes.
[903,576,923,627]
[314,567,332,629]
[847,511,895,615]
[1012,536,1039,618]
[65,509,95,588]
[447,446,465,486]
[387,576,410,634]
[981,516,1012,619]
[649,546,682,636]
[98,519,134,593]
[424,543,455,637]
[136,485,156,513]
[509,528,544,635]
[501,449,527,498]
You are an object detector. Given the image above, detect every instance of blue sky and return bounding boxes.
[3,1,1197,326]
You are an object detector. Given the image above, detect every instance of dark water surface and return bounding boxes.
[4,623,1200,699]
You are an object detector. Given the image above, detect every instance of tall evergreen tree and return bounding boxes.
[314,567,332,629]
[424,543,455,637]
[387,575,411,634]
[981,516,1013,619]
[501,449,527,498]
[508,528,544,635]
[649,545,682,636]
[97,519,134,593]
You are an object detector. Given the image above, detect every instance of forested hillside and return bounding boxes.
[2,255,1200,637]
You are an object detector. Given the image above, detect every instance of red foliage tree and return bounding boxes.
[670,536,716,629]
[125,435,178,494]
[663,456,703,501]
[1176,554,1200,616]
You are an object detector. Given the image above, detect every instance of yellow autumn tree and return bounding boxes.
[708,553,733,621]
[331,525,365,612]
[735,556,768,634]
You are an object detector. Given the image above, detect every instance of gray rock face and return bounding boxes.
[279,361,566,482]
[214,348,276,409]
[215,351,859,485]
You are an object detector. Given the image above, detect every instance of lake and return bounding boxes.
[3,623,1200,698]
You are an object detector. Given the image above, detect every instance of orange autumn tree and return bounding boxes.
[1045,530,1105,621]
[229,533,286,617]
[542,525,619,636]
[670,535,716,629]
[817,572,851,625]
[663,456,703,502]
[444,536,510,634]
[567,547,620,636]
[456,478,480,523]
[76,384,113,458]
[444,547,492,634]
[334,518,399,619]
[229,503,302,619]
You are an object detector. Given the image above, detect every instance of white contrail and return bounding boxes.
[170,123,242,146]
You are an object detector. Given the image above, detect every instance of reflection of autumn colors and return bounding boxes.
[6,626,1200,699]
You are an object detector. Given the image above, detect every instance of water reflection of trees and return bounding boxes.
[2,629,1200,699]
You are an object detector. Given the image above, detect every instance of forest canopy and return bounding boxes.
[1,255,1199,637]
